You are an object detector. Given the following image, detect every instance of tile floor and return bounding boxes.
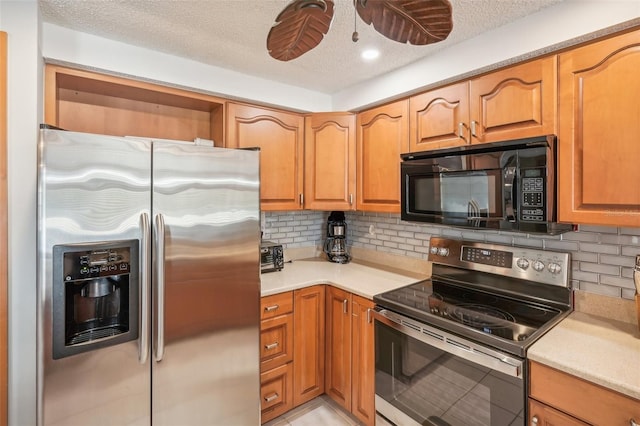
[263,395,394,426]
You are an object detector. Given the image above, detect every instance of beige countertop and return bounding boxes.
[528,311,640,400]
[260,258,424,299]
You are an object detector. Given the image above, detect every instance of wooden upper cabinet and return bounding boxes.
[558,29,640,227]
[409,82,469,152]
[304,113,356,211]
[226,102,304,211]
[469,56,557,143]
[356,100,409,213]
[44,65,226,143]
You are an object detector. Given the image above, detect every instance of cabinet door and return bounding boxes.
[351,295,375,426]
[409,82,470,151]
[558,30,640,227]
[325,286,352,411]
[529,398,589,426]
[293,285,326,407]
[260,362,294,424]
[226,102,304,211]
[469,56,557,143]
[304,113,356,210]
[260,314,293,372]
[356,100,409,213]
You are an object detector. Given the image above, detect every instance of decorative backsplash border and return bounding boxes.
[263,211,640,301]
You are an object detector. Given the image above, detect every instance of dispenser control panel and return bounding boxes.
[63,247,131,281]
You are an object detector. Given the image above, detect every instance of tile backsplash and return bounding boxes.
[263,211,640,301]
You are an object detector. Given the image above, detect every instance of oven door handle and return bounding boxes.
[372,309,523,379]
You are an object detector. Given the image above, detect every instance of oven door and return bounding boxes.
[374,309,526,426]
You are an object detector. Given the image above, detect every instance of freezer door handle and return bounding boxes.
[139,213,151,364]
[154,213,166,362]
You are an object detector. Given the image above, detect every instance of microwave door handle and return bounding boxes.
[504,167,517,222]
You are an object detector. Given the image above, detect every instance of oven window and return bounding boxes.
[375,321,524,426]
[411,170,503,219]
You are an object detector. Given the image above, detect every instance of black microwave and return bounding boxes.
[401,135,572,235]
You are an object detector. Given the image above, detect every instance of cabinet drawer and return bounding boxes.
[261,292,293,320]
[529,361,640,425]
[260,362,293,424]
[260,313,293,371]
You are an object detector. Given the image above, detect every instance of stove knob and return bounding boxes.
[548,262,562,275]
[516,258,530,270]
[437,247,450,257]
[430,246,439,255]
[532,260,545,272]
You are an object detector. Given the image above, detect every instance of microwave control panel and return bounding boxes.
[520,169,546,222]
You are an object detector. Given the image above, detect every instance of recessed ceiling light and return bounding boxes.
[361,49,380,61]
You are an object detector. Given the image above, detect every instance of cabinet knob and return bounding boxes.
[470,120,478,137]
[343,299,348,314]
[531,415,538,426]
[264,304,279,312]
[264,342,279,350]
[457,122,467,141]
[630,419,638,426]
[264,393,279,403]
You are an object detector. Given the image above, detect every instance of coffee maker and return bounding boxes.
[324,211,351,264]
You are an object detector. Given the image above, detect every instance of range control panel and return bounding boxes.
[428,236,570,288]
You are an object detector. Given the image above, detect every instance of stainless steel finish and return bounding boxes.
[374,309,524,379]
[376,396,422,426]
[349,193,353,205]
[38,129,261,426]
[428,237,571,289]
[299,193,304,206]
[458,122,465,139]
[343,298,348,314]
[633,255,640,293]
[531,415,538,425]
[366,308,372,324]
[139,213,150,364]
[265,342,279,350]
[264,393,279,403]
[631,418,638,426]
[154,213,166,362]
[470,120,477,136]
[38,129,151,425]
[265,304,279,312]
[151,141,260,425]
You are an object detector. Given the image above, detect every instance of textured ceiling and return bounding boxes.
[39,0,565,94]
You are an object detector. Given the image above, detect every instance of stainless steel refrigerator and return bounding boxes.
[37,127,261,425]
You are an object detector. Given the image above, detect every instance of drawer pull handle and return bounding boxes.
[264,304,279,312]
[531,415,538,426]
[264,342,279,350]
[264,393,279,403]
[631,419,638,426]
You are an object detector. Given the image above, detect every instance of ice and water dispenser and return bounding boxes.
[52,240,139,359]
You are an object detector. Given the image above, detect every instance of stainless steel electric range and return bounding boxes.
[373,237,572,426]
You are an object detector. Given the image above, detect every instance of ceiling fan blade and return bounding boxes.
[267,0,335,61]
[355,0,453,45]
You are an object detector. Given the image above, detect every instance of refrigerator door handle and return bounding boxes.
[154,213,166,362]
[139,213,151,364]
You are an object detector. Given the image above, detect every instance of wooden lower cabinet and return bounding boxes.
[260,292,294,423]
[529,361,640,426]
[293,285,326,406]
[325,286,376,426]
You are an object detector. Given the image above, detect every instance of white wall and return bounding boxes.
[333,0,640,110]
[0,1,41,425]
[42,23,333,113]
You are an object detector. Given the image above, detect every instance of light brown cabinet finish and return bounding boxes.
[529,361,640,426]
[260,362,294,424]
[529,398,589,426]
[293,285,326,406]
[325,286,352,410]
[409,82,470,151]
[468,56,557,143]
[260,313,293,372]
[325,287,375,426]
[44,65,226,143]
[226,102,304,211]
[558,29,640,227]
[261,291,294,321]
[409,57,556,152]
[356,100,409,212]
[304,113,356,210]
[350,295,375,426]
